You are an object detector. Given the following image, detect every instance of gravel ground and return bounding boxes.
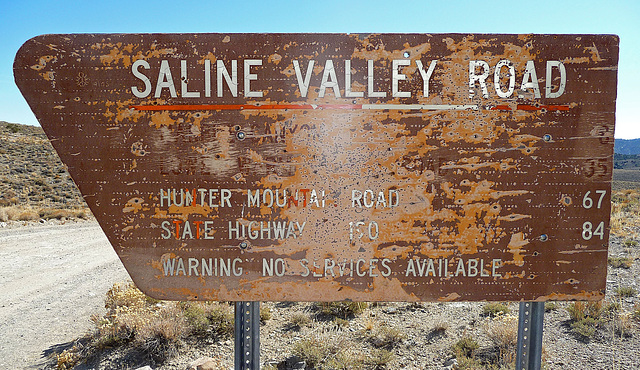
[0,220,130,369]
[1,221,638,370]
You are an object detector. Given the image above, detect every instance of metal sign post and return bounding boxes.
[235,301,260,370]
[516,302,545,370]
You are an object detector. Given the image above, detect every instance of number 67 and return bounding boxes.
[582,190,606,209]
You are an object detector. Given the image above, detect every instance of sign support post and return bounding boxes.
[516,302,545,370]
[234,301,260,370]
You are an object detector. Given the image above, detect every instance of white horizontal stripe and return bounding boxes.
[361,104,478,110]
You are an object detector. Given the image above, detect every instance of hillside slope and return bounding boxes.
[615,138,640,155]
[0,121,85,210]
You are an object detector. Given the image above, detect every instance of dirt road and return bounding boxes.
[0,221,130,369]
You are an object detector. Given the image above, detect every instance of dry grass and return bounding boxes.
[611,189,640,239]
[482,302,510,318]
[362,324,405,349]
[0,206,38,222]
[0,205,91,222]
[615,286,638,298]
[317,301,368,319]
[291,330,396,370]
[291,330,350,368]
[452,336,481,368]
[432,320,449,333]
[260,305,272,322]
[484,314,518,348]
[608,256,634,269]
[367,349,395,368]
[567,301,604,322]
[55,347,80,370]
[289,312,311,329]
[54,283,234,368]
[566,301,604,340]
[39,207,91,220]
[609,312,635,338]
[565,299,635,341]
[290,318,398,369]
[484,313,519,368]
[0,122,88,212]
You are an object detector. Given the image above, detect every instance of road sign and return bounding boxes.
[14,33,618,301]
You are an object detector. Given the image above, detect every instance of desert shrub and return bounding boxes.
[0,197,19,207]
[317,301,368,318]
[260,305,272,322]
[207,304,234,337]
[17,208,39,221]
[39,208,75,220]
[609,312,635,337]
[623,239,639,247]
[292,337,327,367]
[566,301,603,321]
[364,324,405,349]
[432,321,449,333]
[55,347,80,370]
[57,283,237,367]
[608,256,634,269]
[544,302,559,311]
[181,303,210,334]
[92,283,155,348]
[137,305,188,361]
[289,312,311,328]
[633,303,640,321]
[325,350,366,369]
[566,301,606,340]
[292,333,346,368]
[6,123,21,133]
[105,282,149,311]
[483,302,510,317]
[366,349,395,368]
[485,314,518,348]
[0,206,90,221]
[51,207,91,220]
[571,317,599,339]
[615,286,638,297]
[181,302,233,337]
[453,336,479,358]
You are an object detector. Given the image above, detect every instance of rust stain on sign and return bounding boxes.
[14,34,618,301]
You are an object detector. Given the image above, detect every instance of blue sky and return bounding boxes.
[2,0,638,138]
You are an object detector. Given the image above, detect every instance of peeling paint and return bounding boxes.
[14,33,618,302]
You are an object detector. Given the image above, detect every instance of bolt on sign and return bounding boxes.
[14,34,618,301]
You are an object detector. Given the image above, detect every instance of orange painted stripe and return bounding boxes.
[130,104,364,111]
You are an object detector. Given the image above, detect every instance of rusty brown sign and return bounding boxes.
[14,33,618,301]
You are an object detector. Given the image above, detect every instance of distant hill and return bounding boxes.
[615,138,640,155]
[0,121,86,209]
[614,153,640,172]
